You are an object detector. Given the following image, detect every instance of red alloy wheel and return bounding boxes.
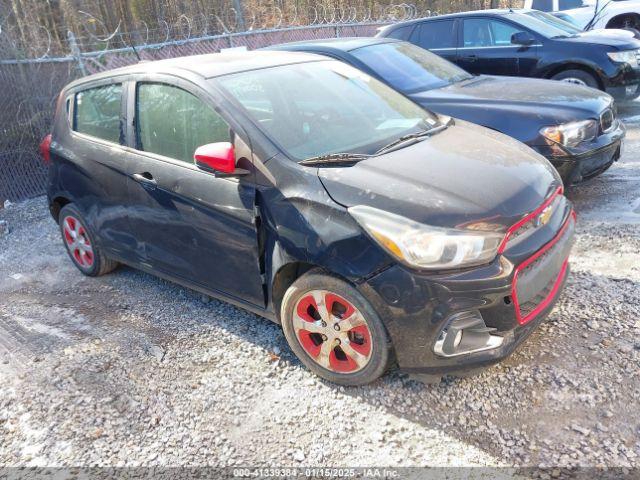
[62,215,94,268]
[292,290,373,374]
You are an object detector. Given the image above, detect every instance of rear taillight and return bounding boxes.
[39,134,52,164]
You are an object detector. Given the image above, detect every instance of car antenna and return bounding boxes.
[123,34,142,62]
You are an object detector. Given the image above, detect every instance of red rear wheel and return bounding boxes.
[62,215,95,268]
[57,204,118,277]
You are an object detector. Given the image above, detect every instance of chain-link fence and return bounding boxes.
[0,23,386,201]
[0,1,520,202]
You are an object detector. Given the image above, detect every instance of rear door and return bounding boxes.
[458,16,539,76]
[122,76,265,307]
[65,81,138,262]
[409,19,458,63]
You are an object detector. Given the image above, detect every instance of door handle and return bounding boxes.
[132,172,157,187]
[462,54,478,62]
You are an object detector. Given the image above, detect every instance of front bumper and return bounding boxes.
[552,140,622,185]
[359,201,575,377]
[604,64,640,101]
[533,121,625,186]
[606,78,640,101]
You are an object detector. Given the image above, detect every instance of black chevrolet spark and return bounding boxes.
[42,51,575,386]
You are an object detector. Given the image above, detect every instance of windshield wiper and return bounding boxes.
[298,152,372,167]
[299,123,449,166]
[375,124,448,156]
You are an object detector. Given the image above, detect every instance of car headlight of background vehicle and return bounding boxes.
[349,205,503,270]
[607,50,639,67]
[540,119,598,149]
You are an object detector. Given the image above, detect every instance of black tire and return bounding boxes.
[551,69,600,90]
[608,14,640,32]
[281,269,391,386]
[622,27,640,40]
[58,204,118,277]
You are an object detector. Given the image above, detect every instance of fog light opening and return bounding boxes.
[434,311,504,358]
[504,296,512,305]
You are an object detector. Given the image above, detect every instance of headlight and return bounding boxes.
[540,119,598,149]
[349,205,503,270]
[607,50,639,67]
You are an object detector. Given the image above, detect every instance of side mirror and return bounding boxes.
[511,31,536,46]
[194,142,248,177]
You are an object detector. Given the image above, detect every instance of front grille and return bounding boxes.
[518,237,561,278]
[512,213,575,325]
[519,276,557,319]
[600,108,615,133]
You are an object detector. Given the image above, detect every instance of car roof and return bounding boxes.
[267,36,399,53]
[64,50,326,91]
[385,9,519,29]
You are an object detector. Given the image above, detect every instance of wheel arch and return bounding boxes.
[49,195,72,221]
[270,260,319,323]
[606,13,640,29]
[544,63,605,90]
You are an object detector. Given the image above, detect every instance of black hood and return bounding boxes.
[553,33,640,49]
[317,120,561,233]
[413,75,612,123]
[411,76,613,145]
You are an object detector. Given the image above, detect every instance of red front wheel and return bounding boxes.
[281,270,391,386]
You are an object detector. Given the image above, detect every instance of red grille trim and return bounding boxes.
[498,186,564,254]
[511,210,575,326]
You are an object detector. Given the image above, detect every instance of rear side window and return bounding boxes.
[74,84,122,144]
[558,0,583,10]
[531,0,554,11]
[410,20,457,49]
[385,25,415,40]
[136,83,230,163]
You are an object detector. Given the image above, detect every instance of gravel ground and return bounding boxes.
[1,110,639,473]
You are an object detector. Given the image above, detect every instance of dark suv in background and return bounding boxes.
[378,9,640,100]
[270,37,625,185]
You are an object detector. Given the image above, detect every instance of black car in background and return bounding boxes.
[269,38,625,185]
[43,51,574,385]
[377,9,640,100]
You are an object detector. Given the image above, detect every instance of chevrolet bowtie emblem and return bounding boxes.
[537,205,554,227]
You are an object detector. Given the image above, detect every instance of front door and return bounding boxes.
[458,17,535,76]
[123,80,265,307]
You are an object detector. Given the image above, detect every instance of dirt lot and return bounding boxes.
[1,106,639,472]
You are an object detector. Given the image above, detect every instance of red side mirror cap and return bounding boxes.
[194,142,235,174]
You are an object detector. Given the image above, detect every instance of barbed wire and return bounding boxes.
[0,3,442,60]
[0,0,520,201]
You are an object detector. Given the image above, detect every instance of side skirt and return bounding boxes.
[103,252,278,323]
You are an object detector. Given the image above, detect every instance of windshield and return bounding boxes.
[350,42,472,94]
[524,11,583,34]
[507,12,577,38]
[553,12,584,27]
[217,61,440,161]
